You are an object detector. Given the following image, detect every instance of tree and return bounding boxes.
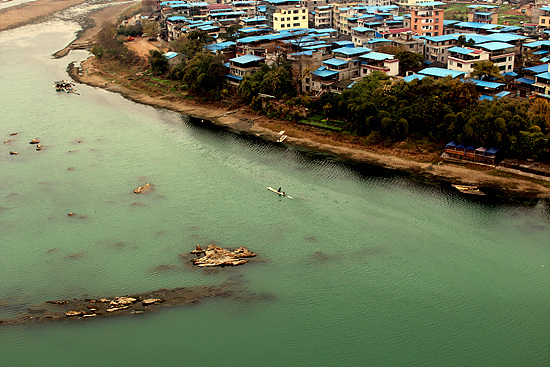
[471,60,503,81]
[238,61,296,102]
[142,20,159,39]
[171,30,213,60]
[530,97,550,131]
[148,50,169,76]
[395,50,424,75]
[457,35,476,47]
[219,25,243,42]
[182,53,226,94]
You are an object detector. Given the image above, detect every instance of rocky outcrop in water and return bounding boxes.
[134,183,153,194]
[191,244,256,267]
[0,283,271,326]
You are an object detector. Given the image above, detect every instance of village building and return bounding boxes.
[467,4,499,25]
[265,0,309,31]
[447,46,489,78]
[475,42,515,74]
[227,54,264,85]
[409,1,445,37]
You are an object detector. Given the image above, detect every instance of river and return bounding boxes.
[0,11,549,367]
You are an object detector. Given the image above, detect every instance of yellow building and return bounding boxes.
[266,0,308,31]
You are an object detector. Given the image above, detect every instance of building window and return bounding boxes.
[293,23,300,27]
[294,16,298,20]
[293,10,298,13]
[543,19,546,23]
[457,63,462,68]
[303,16,306,19]
[281,24,285,28]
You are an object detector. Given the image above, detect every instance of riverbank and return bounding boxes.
[3,0,547,198]
[69,56,550,198]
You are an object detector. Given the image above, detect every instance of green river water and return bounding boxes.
[0,10,549,366]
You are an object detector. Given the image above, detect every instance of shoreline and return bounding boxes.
[69,56,550,199]
[3,0,547,199]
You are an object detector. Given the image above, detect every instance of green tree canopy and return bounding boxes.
[395,50,424,75]
[182,53,226,94]
[171,30,214,60]
[471,60,503,81]
[238,60,296,101]
[148,50,169,76]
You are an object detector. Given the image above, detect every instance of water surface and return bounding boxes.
[0,16,549,367]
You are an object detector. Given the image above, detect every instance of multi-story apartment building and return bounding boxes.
[265,0,308,31]
[476,42,515,73]
[312,5,332,28]
[467,4,499,25]
[360,52,398,76]
[410,1,445,37]
[447,46,490,77]
[537,6,550,30]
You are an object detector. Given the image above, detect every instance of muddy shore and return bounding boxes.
[68,57,550,199]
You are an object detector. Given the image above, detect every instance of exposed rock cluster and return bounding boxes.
[191,244,256,267]
[134,183,153,194]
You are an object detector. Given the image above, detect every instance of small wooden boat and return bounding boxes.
[276,130,287,143]
[267,186,285,195]
[452,184,485,195]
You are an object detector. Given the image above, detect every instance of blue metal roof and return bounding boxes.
[352,27,375,32]
[495,91,511,98]
[467,4,499,8]
[166,15,187,22]
[503,71,518,77]
[312,67,339,78]
[474,11,494,16]
[523,40,550,48]
[360,52,393,61]
[515,77,535,85]
[163,51,179,60]
[478,42,514,51]
[229,54,263,64]
[487,33,527,42]
[323,58,349,67]
[332,46,372,56]
[466,79,504,89]
[402,74,426,82]
[366,39,392,44]
[419,67,465,79]
[536,71,550,80]
[448,46,474,55]
[455,21,499,30]
[541,6,550,11]
[486,148,499,154]
[524,64,548,73]
[205,41,236,51]
[226,74,243,81]
[333,40,354,46]
[411,1,445,6]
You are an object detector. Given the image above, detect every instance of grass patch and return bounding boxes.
[298,115,345,131]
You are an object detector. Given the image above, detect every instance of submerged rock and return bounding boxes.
[9,151,17,155]
[191,244,256,267]
[134,183,153,194]
[0,283,271,326]
[29,138,40,144]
